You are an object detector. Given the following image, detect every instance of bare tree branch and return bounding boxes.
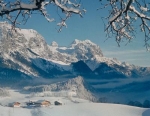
[0,0,85,31]
[100,0,150,50]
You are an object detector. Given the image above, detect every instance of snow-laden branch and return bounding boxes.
[0,0,85,31]
[100,0,150,50]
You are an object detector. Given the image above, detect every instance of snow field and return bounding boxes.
[0,89,149,116]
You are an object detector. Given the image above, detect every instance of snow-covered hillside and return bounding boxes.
[23,76,96,101]
[0,88,149,116]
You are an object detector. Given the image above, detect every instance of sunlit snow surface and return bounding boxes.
[0,89,149,116]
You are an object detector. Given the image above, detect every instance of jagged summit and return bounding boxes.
[56,39,104,67]
[71,39,97,47]
[51,41,58,47]
[70,39,103,57]
[0,22,48,56]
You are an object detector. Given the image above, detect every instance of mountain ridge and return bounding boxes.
[0,21,150,79]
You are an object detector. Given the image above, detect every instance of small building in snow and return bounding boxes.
[26,100,51,107]
[37,100,51,107]
[26,101,40,107]
[11,102,21,107]
[54,101,62,105]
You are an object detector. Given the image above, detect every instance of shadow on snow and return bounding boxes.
[142,109,150,116]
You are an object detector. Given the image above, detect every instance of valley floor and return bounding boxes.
[0,89,149,116]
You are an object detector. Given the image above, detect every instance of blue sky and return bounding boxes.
[20,0,150,67]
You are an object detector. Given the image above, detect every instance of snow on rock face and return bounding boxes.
[51,41,58,47]
[24,76,96,101]
[0,22,55,77]
[57,39,105,70]
[0,22,49,58]
[69,39,103,59]
[48,39,104,65]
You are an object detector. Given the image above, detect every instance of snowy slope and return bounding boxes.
[0,89,149,116]
[0,102,149,116]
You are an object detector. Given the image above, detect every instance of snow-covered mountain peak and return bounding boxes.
[19,29,38,39]
[0,22,37,40]
[51,41,58,47]
[0,21,11,28]
[68,39,104,60]
[71,39,101,49]
[71,39,94,46]
[0,22,49,56]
